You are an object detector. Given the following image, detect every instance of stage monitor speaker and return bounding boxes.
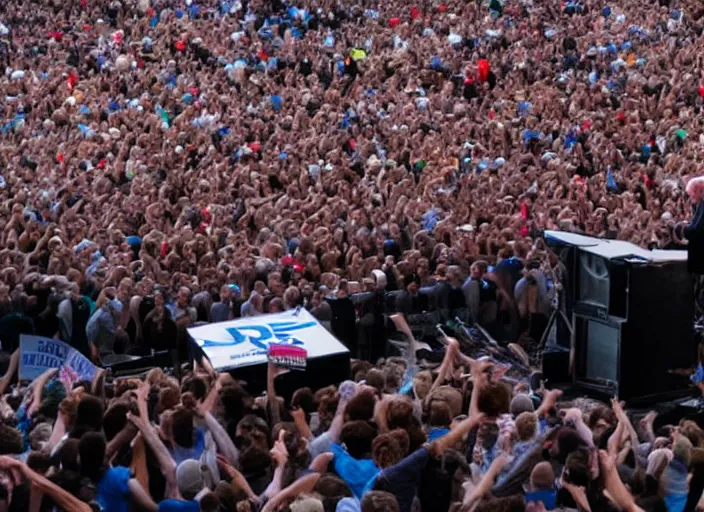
[542,347,571,385]
[545,231,696,403]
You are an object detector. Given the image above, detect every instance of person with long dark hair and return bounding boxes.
[78,431,156,512]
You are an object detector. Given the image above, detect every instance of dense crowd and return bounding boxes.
[0,0,704,346]
[2,0,704,509]
[2,333,704,512]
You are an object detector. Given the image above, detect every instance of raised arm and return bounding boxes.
[105,423,138,464]
[203,411,239,465]
[27,368,58,416]
[266,362,285,427]
[127,411,178,498]
[431,411,484,457]
[198,380,239,464]
[430,338,459,393]
[639,411,657,444]
[291,407,313,441]
[217,454,258,502]
[607,417,626,458]
[130,435,150,493]
[261,430,289,501]
[0,457,92,512]
[43,410,67,454]
[127,478,158,512]
[468,359,493,418]
[91,368,107,401]
[612,399,640,465]
[535,388,563,419]
[462,453,509,509]
[309,399,348,457]
[599,450,643,512]
[127,383,178,498]
[0,349,19,396]
[563,408,595,449]
[261,473,322,512]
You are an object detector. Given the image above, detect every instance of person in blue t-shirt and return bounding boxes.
[525,461,557,510]
[79,432,157,512]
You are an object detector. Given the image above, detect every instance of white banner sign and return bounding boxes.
[19,335,98,382]
[188,308,348,371]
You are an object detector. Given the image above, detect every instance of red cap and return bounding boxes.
[410,6,420,19]
[389,17,400,28]
[56,153,64,164]
[175,40,186,52]
[293,263,304,273]
[248,141,261,152]
[146,7,155,17]
[97,159,107,169]
[281,254,294,266]
[438,4,448,12]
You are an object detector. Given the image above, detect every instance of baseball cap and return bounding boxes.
[176,460,209,500]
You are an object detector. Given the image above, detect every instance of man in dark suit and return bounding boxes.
[683,177,704,275]
[677,177,704,318]
[395,274,423,316]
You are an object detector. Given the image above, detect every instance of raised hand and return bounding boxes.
[126,410,148,431]
[291,407,306,425]
[270,429,289,468]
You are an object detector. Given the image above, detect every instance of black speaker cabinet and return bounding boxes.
[545,231,696,403]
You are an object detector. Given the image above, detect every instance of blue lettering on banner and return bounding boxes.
[202,320,315,349]
[64,351,96,381]
[26,353,62,369]
[19,335,98,382]
[230,348,267,360]
[36,340,68,360]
